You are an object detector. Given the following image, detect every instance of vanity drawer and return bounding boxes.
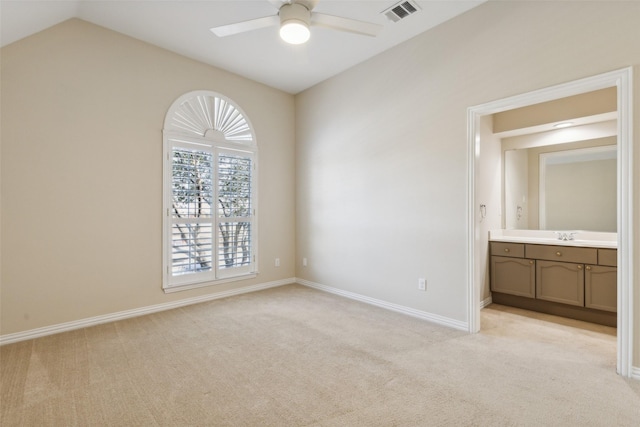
[525,244,597,264]
[598,249,617,267]
[490,242,524,258]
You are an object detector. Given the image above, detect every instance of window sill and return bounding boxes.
[163,273,258,294]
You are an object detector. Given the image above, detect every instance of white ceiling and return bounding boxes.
[0,0,485,94]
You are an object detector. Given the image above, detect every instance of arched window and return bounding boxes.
[162,91,257,291]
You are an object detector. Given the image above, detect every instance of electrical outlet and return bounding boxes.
[418,278,426,291]
[303,257,307,267]
[275,258,280,267]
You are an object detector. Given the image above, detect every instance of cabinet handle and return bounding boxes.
[586,266,592,271]
[504,248,510,253]
[556,251,562,256]
[577,265,583,270]
[529,260,534,265]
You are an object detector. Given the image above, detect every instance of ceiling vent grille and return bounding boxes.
[381,0,421,23]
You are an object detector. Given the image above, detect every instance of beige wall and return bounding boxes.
[296,2,640,364]
[0,19,296,335]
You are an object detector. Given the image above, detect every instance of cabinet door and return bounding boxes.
[536,260,584,306]
[585,265,617,312]
[491,256,535,298]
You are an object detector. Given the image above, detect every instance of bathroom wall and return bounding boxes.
[504,149,529,230]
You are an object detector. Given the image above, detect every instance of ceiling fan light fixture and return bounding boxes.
[280,20,310,44]
[279,3,311,44]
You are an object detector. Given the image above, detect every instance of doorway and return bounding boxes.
[467,68,634,377]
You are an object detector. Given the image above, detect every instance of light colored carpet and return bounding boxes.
[1,284,639,426]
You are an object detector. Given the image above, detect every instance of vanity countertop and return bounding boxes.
[489,230,617,249]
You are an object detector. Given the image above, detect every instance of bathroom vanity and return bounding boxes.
[489,230,617,326]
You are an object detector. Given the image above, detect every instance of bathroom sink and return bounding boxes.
[488,230,617,248]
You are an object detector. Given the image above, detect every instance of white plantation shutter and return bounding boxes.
[171,146,214,276]
[163,91,257,290]
[166,95,253,142]
[217,152,253,271]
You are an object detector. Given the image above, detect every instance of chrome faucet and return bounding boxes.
[556,231,576,241]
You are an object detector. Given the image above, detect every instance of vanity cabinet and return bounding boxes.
[526,244,596,307]
[535,260,584,306]
[585,249,617,312]
[490,243,535,298]
[585,265,617,312]
[490,242,617,326]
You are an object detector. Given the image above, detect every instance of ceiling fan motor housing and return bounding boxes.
[279,3,311,27]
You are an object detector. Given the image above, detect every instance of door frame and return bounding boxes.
[466,67,634,377]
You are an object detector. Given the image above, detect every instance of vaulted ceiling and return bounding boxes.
[1,0,485,93]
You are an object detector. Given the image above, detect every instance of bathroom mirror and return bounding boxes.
[504,139,616,232]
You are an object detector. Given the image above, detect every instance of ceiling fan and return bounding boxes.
[210,0,383,45]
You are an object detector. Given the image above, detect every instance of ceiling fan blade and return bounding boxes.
[311,13,382,37]
[210,15,279,37]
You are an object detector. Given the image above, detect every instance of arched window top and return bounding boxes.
[164,91,255,146]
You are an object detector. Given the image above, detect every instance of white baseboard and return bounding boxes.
[0,278,295,346]
[631,366,640,381]
[296,278,468,331]
[480,296,493,309]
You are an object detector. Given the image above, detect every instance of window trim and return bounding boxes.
[162,91,258,292]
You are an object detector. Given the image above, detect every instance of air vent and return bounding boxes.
[381,0,421,23]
